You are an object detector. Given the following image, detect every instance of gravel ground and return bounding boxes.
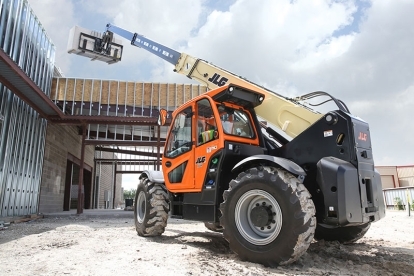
[0,209,413,276]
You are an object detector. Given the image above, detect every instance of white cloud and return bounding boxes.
[77,0,203,70]
[122,174,140,191]
[291,34,356,70]
[27,0,414,165]
[29,0,78,72]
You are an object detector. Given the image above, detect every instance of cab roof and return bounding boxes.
[208,84,265,109]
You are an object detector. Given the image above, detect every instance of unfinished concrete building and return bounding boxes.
[0,0,207,219]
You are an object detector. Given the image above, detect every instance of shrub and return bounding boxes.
[123,189,136,199]
[393,197,405,210]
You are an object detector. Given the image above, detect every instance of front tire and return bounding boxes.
[220,167,316,267]
[134,177,170,236]
[314,223,371,244]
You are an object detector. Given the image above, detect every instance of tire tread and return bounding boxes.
[220,167,316,266]
[135,178,169,237]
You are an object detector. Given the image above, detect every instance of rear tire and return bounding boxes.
[314,223,371,244]
[220,167,316,267]
[134,177,170,236]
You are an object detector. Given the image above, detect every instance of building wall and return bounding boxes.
[376,166,399,189]
[376,165,414,189]
[38,124,94,213]
[0,0,55,217]
[397,166,414,187]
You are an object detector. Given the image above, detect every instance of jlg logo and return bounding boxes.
[358,132,367,141]
[207,73,228,86]
[196,156,206,167]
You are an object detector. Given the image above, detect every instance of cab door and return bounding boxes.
[162,106,196,192]
[193,98,222,191]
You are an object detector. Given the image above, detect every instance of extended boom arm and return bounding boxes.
[105,23,324,138]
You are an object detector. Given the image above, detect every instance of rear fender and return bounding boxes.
[232,154,306,182]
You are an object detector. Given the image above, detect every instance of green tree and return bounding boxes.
[123,188,136,199]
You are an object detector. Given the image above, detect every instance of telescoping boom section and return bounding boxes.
[104,23,323,138]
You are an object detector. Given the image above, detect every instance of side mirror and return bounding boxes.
[158,109,168,126]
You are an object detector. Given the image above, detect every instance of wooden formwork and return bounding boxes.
[50,78,208,110]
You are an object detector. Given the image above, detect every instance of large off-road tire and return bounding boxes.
[134,177,170,236]
[220,167,316,267]
[204,222,223,232]
[314,222,371,244]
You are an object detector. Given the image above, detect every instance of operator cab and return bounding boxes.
[160,85,268,220]
[161,85,265,190]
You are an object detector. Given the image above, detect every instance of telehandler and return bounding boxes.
[94,24,385,266]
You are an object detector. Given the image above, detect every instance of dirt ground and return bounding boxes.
[0,209,413,276]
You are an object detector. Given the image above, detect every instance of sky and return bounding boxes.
[28,0,414,189]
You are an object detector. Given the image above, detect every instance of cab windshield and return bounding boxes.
[164,107,192,158]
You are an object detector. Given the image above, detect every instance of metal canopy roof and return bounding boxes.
[0,48,167,127]
[0,48,64,119]
[48,115,160,125]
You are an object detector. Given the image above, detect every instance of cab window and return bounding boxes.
[218,105,254,138]
[164,107,192,158]
[197,99,218,146]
